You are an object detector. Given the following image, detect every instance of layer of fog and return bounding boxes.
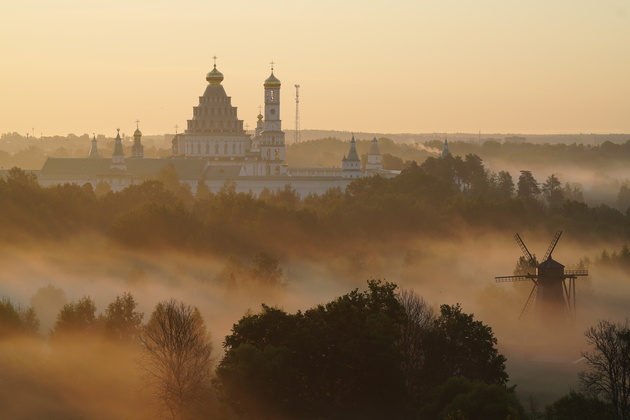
[1,229,628,415]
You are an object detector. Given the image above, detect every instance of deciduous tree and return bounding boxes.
[544,391,611,420]
[424,304,509,387]
[397,288,435,396]
[140,299,213,420]
[0,297,39,337]
[102,292,143,343]
[579,319,630,420]
[418,377,525,420]
[51,296,98,338]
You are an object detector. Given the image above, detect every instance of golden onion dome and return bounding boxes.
[206,65,224,85]
[264,71,281,89]
[134,128,142,137]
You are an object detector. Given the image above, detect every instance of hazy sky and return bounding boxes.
[1,0,629,136]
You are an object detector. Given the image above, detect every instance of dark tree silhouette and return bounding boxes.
[424,304,509,387]
[517,170,540,200]
[579,319,630,420]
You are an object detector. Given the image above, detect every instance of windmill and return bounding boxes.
[495,231,588,326]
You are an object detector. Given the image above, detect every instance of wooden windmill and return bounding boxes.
[495,231,588,325]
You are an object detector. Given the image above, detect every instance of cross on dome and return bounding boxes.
[206,57,224,85]
[270,60,274,71]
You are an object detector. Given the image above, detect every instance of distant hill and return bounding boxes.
[281,129,630,146]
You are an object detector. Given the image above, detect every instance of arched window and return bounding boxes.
[224,143,228,154]
[274,148,280,159]
[215,144,219,155]
[231,144,235,154]
[266,149,271,160]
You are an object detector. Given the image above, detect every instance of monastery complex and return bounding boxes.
[38,63,396,197]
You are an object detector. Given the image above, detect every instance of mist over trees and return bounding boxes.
[2,136,630,418]
[4,142,630,257]
[0,282,530,419]
[1,262,629,419]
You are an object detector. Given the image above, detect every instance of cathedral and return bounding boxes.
[38,63,393,196]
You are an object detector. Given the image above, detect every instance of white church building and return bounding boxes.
[38,63,394,196]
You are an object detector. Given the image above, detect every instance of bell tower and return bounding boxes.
[260,62,286,176]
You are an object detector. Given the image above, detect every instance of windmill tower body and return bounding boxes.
[535,258,567,324]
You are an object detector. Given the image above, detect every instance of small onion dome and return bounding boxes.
[171,135,179,145]
[264,72,281,89]
[281,160,289,167]
[206,65,224,85]
[134,128,142,137]
[257,113,263,121]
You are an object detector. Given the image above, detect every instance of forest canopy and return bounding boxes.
[1,147,630,258]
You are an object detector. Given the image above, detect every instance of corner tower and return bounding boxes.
[342,135,362,179]
[365,137,382,171]
[260,63,286,175]
[111,128,126,170]
[88,134,100,158]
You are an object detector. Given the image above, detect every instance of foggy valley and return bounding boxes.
[3,0,630,417]
[1,135,630,419]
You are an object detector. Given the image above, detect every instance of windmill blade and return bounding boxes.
[495,275,537,283]
[514,233,535,265]
[519,282,538,320]
[543,230,563,262]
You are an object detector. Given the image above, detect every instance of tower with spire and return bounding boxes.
[88,134,100,158]
[441,138,451,158]
[111,128,126,170]
[130,120,144,158]
[365,137,383,172]
[342,135,362,178]
[260,62,286,175]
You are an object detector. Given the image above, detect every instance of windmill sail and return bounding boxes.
[543,230,563,262]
